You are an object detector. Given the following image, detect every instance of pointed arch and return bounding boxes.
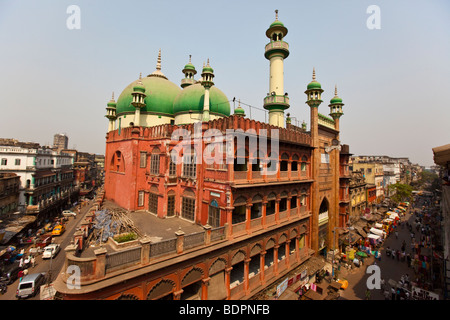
[146,279,175,300]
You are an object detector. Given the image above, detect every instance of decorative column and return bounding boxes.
[225,267,233,299]
[244,258,251,295]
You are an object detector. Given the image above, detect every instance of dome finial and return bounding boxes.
[189,54,192,63]
[111,91,115,100]
[156,49,162,71]
[275,9,279,20]
[312,67,316,81]
[335,84,338,96]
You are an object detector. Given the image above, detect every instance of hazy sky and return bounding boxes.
[1,0,449,167]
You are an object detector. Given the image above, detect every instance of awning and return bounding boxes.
[368,233,381,240]
[370,227,385,236]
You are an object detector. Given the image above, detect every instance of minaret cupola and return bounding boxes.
[181,55,197,88]
[105,92,117,132]
[305,68,324,108]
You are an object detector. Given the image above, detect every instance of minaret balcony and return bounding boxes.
[263,94,290,110]
[264,40,289,59]
[181,78,196,88]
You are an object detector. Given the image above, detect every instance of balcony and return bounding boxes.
[264,40,289,59]
[263,94,290,111]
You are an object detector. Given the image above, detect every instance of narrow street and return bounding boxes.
[0,200,93,300]
[339,205,427,300]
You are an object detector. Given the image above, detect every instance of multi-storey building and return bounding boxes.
[349,170,367,223]
[0,172,20,216]
[54,11,351,300]
[0,139,77,221]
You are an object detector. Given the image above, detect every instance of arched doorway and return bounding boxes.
[318,198,329,256]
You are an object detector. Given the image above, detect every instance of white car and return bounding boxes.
[42,244,60,259]
[62,210,76,217]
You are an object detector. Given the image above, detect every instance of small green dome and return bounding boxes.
[183,63,196,73]
[133,82,145,93]
[234,106,246,116]
[116,76,181,116]
[173,83,230,117]
[330,96,343,104]
[107,100,116,108]
[270,20,285,28]
[307,81,322,90]
[202,66,214,74]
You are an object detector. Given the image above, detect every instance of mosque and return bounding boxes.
[55,11,351,300]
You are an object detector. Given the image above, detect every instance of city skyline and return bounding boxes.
[0,0,449,167]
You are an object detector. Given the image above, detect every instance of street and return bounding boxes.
[339,205,426,300]
[0,201,93,300]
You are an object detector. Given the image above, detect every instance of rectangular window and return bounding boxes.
[138,191,144,207]
[182,155,196,178]
[181,197,195,221]
[150,154,160,175]
[15,159,20,166]
[167,195,175,216]
[140,152,147,168]
[148,193,158,214]
[169,159,176,176]
[1,158,7,166]
[208,205,220,228]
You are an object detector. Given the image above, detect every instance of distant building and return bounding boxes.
[0,139,77,221]
[53,134,69,151]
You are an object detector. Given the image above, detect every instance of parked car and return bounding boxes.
[62,210,76,217]
[0,263,21,284]
[51,225,65,236]
[16,273,46,299]
[42,244,60,259]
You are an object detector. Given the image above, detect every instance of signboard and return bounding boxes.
[411,286,439,300]
[276,277,289,298]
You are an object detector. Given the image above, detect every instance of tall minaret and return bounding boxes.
[201,59,214,122]
[329,85,344,133]
[105,92,117,132]
[305,68,324,253]
[263,9,290,127]
[131,73,146,126]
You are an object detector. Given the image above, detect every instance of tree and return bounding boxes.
[387,183,413,203]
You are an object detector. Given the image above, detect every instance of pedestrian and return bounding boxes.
[391,287,396,300]
[406,253,411,267]
[31,256,36,268]
[18,270,24,282]
[384,289,390,300]
[395,231,399,239]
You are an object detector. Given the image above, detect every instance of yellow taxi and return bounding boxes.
[51,224,65,236]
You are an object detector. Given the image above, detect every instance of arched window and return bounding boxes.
[181,189,196,221]
[150,147,160,175]
[111,151,125,173]
[291,154,299,172]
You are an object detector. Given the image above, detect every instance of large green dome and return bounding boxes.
[173,83,230,117]
[116,76,181,116]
